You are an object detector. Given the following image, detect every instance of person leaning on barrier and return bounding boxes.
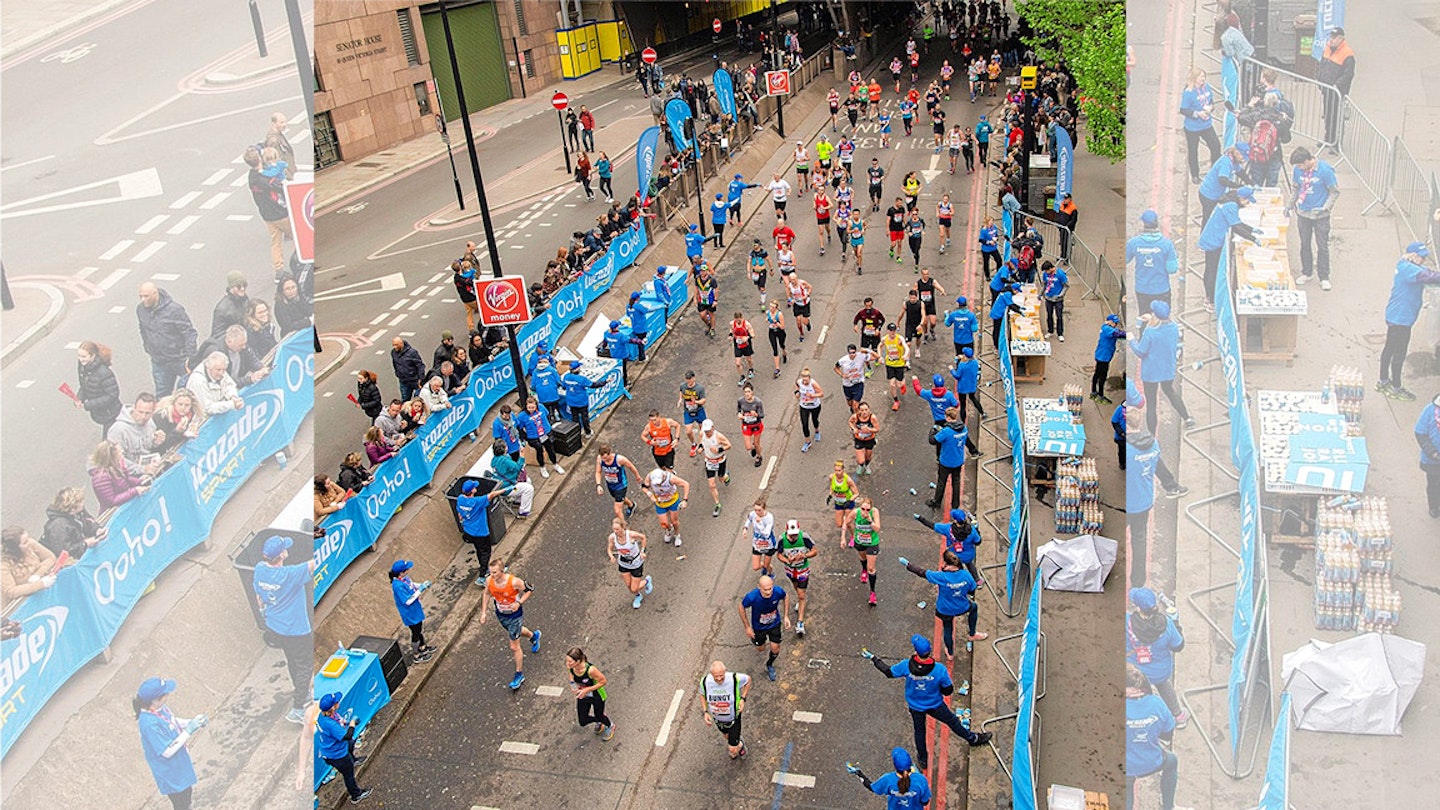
[1,526,58,602]
[39,486,107,561]
[186,352,244,415]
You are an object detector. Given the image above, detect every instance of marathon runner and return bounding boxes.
[940,59,954,98]
[902,171,922,211]
[834,201,852,257]
[606,517,653,609]
[594,444,641,520]
[776,241,798,279]
[914,267,945,340]
[904,209,926,272]
[641,468,690,547]
[565,648,614,741]
[816,134,835,177]
[899,549,985,658]
[477,558,542,691]
[736,382,766,466]
[867,159,885,212]
[747,238,774,304]
[850,213,867,275]
[701,660,751,759]
[744,495,778,578]
[765,301,788,377]
[729,311,757,384]
[766,172,790,214]
[890,57,904,93]
[693,260,719,338]
[834,343,878,414]
[837,135,856,178]
[827,89,842,132]
[879,323,910,410]
[827,459,860,546]
[738,574,790,681]
[777,519,816,636]
[641,410,682,470]
[844,92,860,130]
[849,401,881,474]
[947,124,963,174]
[854,298,886,352]
[867,77,882,120]
[899,93,916,136]
[902,290,925,359]
[784,274,813,341]
[878,109,893,150]
[793,140,810,190]
[935,196,954,255]
[677,370,708,456]
[885,197,907,262]
[772,214,796,251]
[813,188,832,253]
[852,495,882,606]
[698,419,732,517]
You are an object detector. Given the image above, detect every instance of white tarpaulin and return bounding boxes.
[1035,534,1117,592]
[1280,633,1426,735]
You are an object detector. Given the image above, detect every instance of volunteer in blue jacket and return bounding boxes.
[925,407,975,511]
[987,258,1013,304]
[977,216,1002,280]
[135,677,206,809]
[1125,408,1187,587]
[1196,146,1247,225]
[389,560,435,664]
[457,478,514,578]
[901,548,984,657]
[864,634,991,772]
[1196,186,1260,307]
[1126,586,1187,726]
[1378,242,1440,400]
[490,404,524,462]
[709,193,730,247]
[1125,662,1179,810]
[944,296,978,358]
[1179,67,1221,184]
[562,359,603,437]
[845,747,932,810]
[516,396,563,476]
[914,508,983,582]
[530,354,565,422]
[684,223,708,263]
[1127,209,1180,315]
[1039,260,1069,341]
[951,347,985,423]
[1287,146,1340,290]
[251,535,315,723]
[1112,403,1127,469]
[625,291,649,362]
[727,172,758,219]
[603,319,639,367]
[1132,301,1194,435]
[913,372,959,426]
[1091,314,1126,402]
[1416,393,1440,518]
[316,691,373,804]
[989,283,1022,353]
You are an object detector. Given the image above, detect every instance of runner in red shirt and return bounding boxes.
[772,215,796,251]
[729,312,757,384]
[813,189,832,255]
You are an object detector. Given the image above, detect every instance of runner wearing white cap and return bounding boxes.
[640,467,690,546]
[699,419,732,517]
[777,519,817,635]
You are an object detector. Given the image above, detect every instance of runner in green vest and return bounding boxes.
[778,519,817,636]
[853,495,882,606]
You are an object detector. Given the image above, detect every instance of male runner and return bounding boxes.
[738,575,790,681]
[867,158,886,212]
[594,444,641,521]
[478,558,542,691]
[701,660,751,759]
[778,519,817,635]
[693,260,719,338]
[641,410,682,470]
[853,297,886,352]
[698,419,732,517]
[835,343,878,414]
[885,197,908,261]
[677,370,708,456]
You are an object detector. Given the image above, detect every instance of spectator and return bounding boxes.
[400,398,429,432]
[210,272,251,338]
[528,283,548,316]
[194,324,268,388]
[314,475,348,518]
[244,146,290,272]
[1315,27,1355,146]
[244,298,280,358]
[186,352,245,415]
[488,440,534,517]
[365,426,398,466]
[579,105,596,151]
[1287,147,1340,290]
[452,260,478,332]
[373,401,408,447]
[435,361,465,396]
[451,347,472,381]
[265,112,297,178]
[154,388,204,450]
[135,282,198,396]
[1126,587,1188,727]
[39,487,106,560]
[390,337,426,402]
[337,453,373,492]
[75,340,123,439]
[107,393,166,470]
[432,331,458,372]
[576,152,595,201]
[2,526,58,601]
[88,441,152,511]
[1056,193,1078,260]
[1416,393,1440,518]
[491,404,524,461]
[418,375,452,414]
[273,273,311,336]
[565,107,580,151]
[355,370,384,420]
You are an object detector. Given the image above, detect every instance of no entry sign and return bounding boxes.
[551,91,569,110]
[641,47,657,64]
[765,69,791,96]
[475,275,534,327]
[713,18,722,33]
[283,174,314,263]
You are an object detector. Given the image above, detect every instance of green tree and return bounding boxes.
[1015,1,1126,160]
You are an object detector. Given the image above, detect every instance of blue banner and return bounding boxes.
[1000,316,1026,611]
[0,332,314,758]
[635,126,661,199]
[713,69,737,122]
[1221,55,1240,150]
[313,227,688,601]
[665,97,692,152]
[1257,692,1292,810]
[1052,126,1073,213]
[1011,578,1042,810]
[1001,209,1015,263]
[1312,0,1345,60]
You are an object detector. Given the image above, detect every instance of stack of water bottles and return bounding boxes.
[1312,496,1398,632]
[1053,457,1102,535]
[1061,383,1085,423]
[1325,365,1365,434]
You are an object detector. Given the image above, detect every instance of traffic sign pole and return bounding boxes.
[770,0,785,137]
[552,92,573,175]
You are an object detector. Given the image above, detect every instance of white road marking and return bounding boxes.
[169,191,202,209]
[564,203,577,208]
[0,155,55,173]
[229,173,249,188]
[199,192,230,209]
[398,331,415,337]
[441,298,456,303]
[655,689,685,747]
[772,773,816,789]
[15,380,35,389]
[131,241,166,262]
[534,685,565,697]
[201,169,231,186]
[428,272,448,284]
[1,168,162,220]
[190,243,204,249]
[816,325,829,345]
[75,267,99,280]
[99,240,134,260]
[498,741,539,755]
[151,273,181,281]
[369,329,386,342]
[758,455,779,489]
[370,314,389,325]
[539,222,552,227]
[389,299,408,311]
[407,299,425,311]
[528,202,543,211]
[315,272,408,302]
[108,305,126,314]
[96,267,132,290]
[410,286,429,297]
[427,286,443,296]
[356,328,370,337]
[792,711,823,723]
[64,341,81,350]
[388,313,407,326]
[225,214,253,221]
[509,245,525,250]
[135,215,170,234]
[323,391,334,397]
[166,215,201,234]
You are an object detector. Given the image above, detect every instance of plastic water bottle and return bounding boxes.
[275,451,288,469]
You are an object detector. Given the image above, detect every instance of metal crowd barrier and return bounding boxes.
[1336,98,1393,214]
[1237,56,1344,149]
[1389,136,1431,246]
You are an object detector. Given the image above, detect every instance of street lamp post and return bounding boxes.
[283,0,312,120]
[770,0,785,138]
[436,0,529,404]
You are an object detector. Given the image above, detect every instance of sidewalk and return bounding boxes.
[0,281,65,367]
[0,0,133,60]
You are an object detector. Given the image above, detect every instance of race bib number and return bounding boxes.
[759,610,778,626]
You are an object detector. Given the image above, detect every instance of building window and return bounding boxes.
[314,111,342,169]
[397,8,421,66]
[523,48,536,79]
[414,82,432,116]
[514,0,528,36]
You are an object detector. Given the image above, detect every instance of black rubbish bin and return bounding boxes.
[553,419,584,456]
[229,528,315,634]
[445,475,508,544]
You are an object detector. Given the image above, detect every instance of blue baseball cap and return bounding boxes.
[136,677,177,702]
[262,535,292,559]
[1140,209,1159,226]
[1405,241,1431,258]
[609,320,621,330]
[390,560,414,575]
[950,508,968,523]
[319,691,343,711]
[689,223,698,231]
[911,633,932,657]
[956,295,968,306]
[892,747,913,772]
[630,291,641,301]
[1150,300,1171,319]
[570,360,583,370]
[1010,283,1022,293]
[537,341,548,350]
[1236,186,1256,202]
[462,480,479,494]
[962,347,974,358]
[1106,314,1120,324]
[1129,587,1157,611]
[734,172,744,179]
[932,373,945,387]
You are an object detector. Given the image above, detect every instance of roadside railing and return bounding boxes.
[1236,56,1343,150]
[1337,98,1392,214]
[1389,135,1431,246]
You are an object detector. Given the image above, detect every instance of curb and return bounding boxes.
[314,334,354,384]
[314,127,499,215]
[0,283,65,369]
[0,0,136,61]
[200,59,295,88]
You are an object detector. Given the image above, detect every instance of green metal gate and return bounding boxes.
[421,1,512,121]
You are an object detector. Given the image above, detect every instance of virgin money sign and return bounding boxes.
[284,173,314,263]
[476,275,533,326]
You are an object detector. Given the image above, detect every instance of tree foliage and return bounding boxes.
[1015,1,1126,160]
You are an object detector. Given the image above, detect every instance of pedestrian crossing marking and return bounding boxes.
[498,741,539,755]
[534,685,565,697]
[792,711,823,723]
[772,772,816,788]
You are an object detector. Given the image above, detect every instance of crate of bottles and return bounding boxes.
[1356,574,1402,634]
[1062,383,1084,423]
[1324,365,1365,434]
[1053,457,1101,534]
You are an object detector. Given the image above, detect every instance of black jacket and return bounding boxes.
[433,342,458,371]
[391,342,426,385]
[211,291,250,339]
[40,508,100,560]
[357,378,384,418]
[77,359,122,425]
[274,291,312,335]
[135,289,198,364]
[337,463,372,493]
[192,337,264,386]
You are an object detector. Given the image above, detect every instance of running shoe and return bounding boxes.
[713,503,722,517]
[663,533,673,544]
[540,467,550,479]
[766,664,777,681]
[867,592,877,606]
[552,464,565,475]
[1174,710,1191,729]
[623,501,635,519]
[1164,485,1190,499]
[969,731,993,747]
[690,445,698,457]
[644,575,654,594]
[1058,335,1065,342]
[723,474,731,485]
[673,536,682,547]
[594,721,605,735]
[1392,387,1417,401]
[601,723,615,741]
[1376,380,1394,395]
[774,368,782,379]
[413,649,435,664]
[508,672,526,690]
[285,707,306,724]
[351,789,374,804]
[796,621,806,636]
[754,456,762,467]
[783,352,788,363]
[892,399,900,411]
[530,629,542,654]
[860,571,869,583]
[738,742,748,758]
[633,593,644,609]
[802,441,812,453]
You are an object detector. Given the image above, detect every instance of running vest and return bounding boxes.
[793,146,808,166]
[696,275,716,305]
[904,178,921,197]
[814,195,831,218]
[600,456,627,489]
[830,472,856,499]
[850,219,864,240]
[571,663,607,701]
[680,385,704,414]
[854,508,879,546]
[796,378,821,408]
[882,335,906,366]
[749,251,767,281]
[917,277,935,304]
[777,249,796,272]
[780,532,812,575]
[731,320,751,348]
[786,278,809,306]
[612,530,643,569]
[650,472,679,506]
[647,420,674,452]
[487,573,522,614]
[937,201,953,220]
[747,511,776,551]
[853,415,877,440]
[703,672,743,723]
[701,432,726,469]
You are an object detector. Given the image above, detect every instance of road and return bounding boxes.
[332,36,1016,808]
[0,0,310,537]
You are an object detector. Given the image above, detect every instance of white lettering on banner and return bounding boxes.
[420,399,473,463]
[587,367,623,410]
[314,519,351,579]
[188,393,282,495]
[286,353,309,392]
[550,289,583,322]
[1290,465,1357,492]
[0,608,67,695]
[365,457,414,520]
[470,363,513,403]
[93,497,173,605]
[519,327,552,359]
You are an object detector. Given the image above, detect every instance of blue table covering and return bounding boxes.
[312,650,391,791]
